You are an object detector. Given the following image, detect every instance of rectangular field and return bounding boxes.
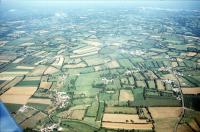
[29,65,47,76]
[16,66,35,70]
[156,80,165,91]
[0,71,29,75]
[149,107,182,132]
[182,87,200,95]
[70,109,85,120]
[73,46,100,55]
[21,112,47,128]
[23,76,41,81]
[83,56,110,66]
[103,113,147,123]
[119,90,134,102]
[106,60,120,69]
[27,98,52,105]
[52,55,64,67]
[118,59,133,68]
[102,122,153,130]
[63,63,86,69]
[39,82,52,89]
[148,107,182,119]
[0,87,37,104]
[105,107,137,114]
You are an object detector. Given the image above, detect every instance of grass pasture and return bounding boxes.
[86,101,99,117]
[21,112,47,128]
[16,80,40,87]
[105,106,137,114]
[96,101,104,121]
[83,55,111,66]
[118,59,134,68]
[27,98,52,105]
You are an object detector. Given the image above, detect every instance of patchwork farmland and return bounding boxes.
[0,2,200,132]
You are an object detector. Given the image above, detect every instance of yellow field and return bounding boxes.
[0,71,29,75]
[28,98,52,105]
[103,113,147,123]
[149,107,182,132]
[39,82,52,89]
[154,118,178,132]
[0,76,15,81]
[0,76,24,92]
[16,66,34,69]
[58,105,89,119]
[106,60,120,68]
[0,95,30,104]
[161,74,178,82]
[182,87,200,95]
[136,81,146,88]
[186,52,197,57]
[177,58,183,62]
[171,62,178,67]
[0,55,16,63]
[70,51,98,58]
[119,90,134,102]
[156,80,165,90]
[70,109,85,120]
[148,107,182,119]
[84,57,110,66]
[4,87,37,95]
[0,87,37,104]
[52,55,64,67]
[102,122,153,130]
[12,57,24,63]
[82,39,101,47]
[94,66,101,71]
[189,119,200,131]
[63,63,86,68]
[73,46,100,55]
[44,66,59,74]
[33,51,46,56]
[29,65,47,76]
[0,81,10,89]
[20,42,35,46]
[177,124,193,132]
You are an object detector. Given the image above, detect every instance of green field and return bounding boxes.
[130,88,181,107]
[85,101,99,117]
[118,59,134,68]
[16,80,40,86]
[61,120,98,132]
[96,101,104,121]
